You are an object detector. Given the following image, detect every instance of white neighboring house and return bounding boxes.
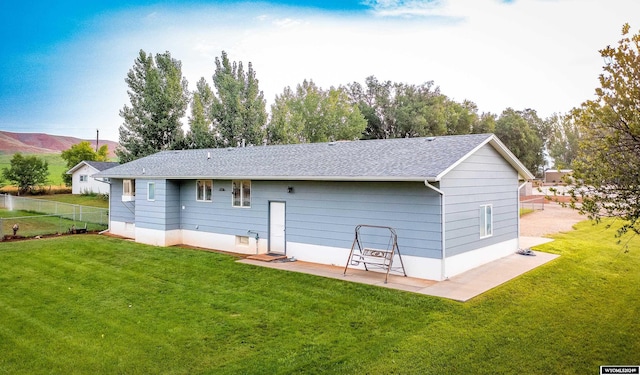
[67,161,119,195]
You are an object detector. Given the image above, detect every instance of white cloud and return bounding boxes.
[46,0,640,142]
[363,0,446,17]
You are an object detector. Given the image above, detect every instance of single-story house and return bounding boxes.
[95,133,534,281]
[67,161,119,195]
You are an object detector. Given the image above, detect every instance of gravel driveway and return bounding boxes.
[520,201,586,237]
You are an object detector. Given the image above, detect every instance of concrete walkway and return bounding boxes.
[238,202,582,301]
[239,249,558,302]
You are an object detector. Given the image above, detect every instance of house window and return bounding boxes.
[480,204,493,238]
[147,182,155,201]
[196,180,213,202]
[236,235,249,246]
[122,179,135,202]
[79,175,88,182]
[232,180,251,207]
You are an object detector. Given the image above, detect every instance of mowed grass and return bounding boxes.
[0,210,107,237]
[0,221,639,374]
[31,193,110,209]
[0,153,67,186]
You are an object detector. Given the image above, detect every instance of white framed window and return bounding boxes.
[480,204,493,238]
[147,182,155,201]
[79,175,88,182]
[122,179,135,202]
[196,180,213,202]
[232,180,251,207]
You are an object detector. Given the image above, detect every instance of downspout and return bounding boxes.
[98,178,112,235]
[517,180,528,250]
[424,180,447,280]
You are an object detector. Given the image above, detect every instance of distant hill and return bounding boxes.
[0,131,119,158]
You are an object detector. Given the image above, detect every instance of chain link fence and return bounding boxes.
[520,196,546,212]
[0,194,108,239]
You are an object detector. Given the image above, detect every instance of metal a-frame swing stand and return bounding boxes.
[343,224,407,284]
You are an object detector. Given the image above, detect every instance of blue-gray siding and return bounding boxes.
[109,143,521,260]
[109,179,135,223]
[440,144,519,257]
[176,180,442,258]
[136,180,181,231]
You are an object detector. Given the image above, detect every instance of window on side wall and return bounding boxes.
[480,204,493,238]
[147,182,155,201]
[122,179,135,202]
[196,180,213,202]
[232,180,251,207]
[79,175,88,182]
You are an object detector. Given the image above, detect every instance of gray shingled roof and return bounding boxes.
[66,160,120,175]
[96,134,533,181]
[84,161,120,171]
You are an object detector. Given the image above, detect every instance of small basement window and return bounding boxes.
[196,180,213,202]
[480,204,493,238]
[236,235,249,246]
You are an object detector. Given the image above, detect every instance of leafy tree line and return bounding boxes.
[116,49,584,177]
[114,23,640,238]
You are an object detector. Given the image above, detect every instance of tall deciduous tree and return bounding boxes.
[2,153,49,194]
[347,76,478,139]
[473,112,497,134]
[569,23,640,237]
[547,113,581,169]
[117,50,189,163]
[346,76,396,139]
[211,51,267,147]
[60,141,109,186]
[186,78,216,148]
[267,80,366,144]
[494,108,544,176]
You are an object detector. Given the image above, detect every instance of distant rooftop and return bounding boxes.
[84,161,120,171]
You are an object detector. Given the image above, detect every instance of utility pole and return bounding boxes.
[96,129,99,152]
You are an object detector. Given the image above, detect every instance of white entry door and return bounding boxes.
[269,201,286,254]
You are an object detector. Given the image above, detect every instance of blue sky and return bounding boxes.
[1,0,639,142]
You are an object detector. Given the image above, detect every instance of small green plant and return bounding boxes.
[81,189,98,197]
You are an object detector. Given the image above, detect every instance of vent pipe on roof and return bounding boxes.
[207,152,211,160]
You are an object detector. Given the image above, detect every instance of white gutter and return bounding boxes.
[424,180,447,280]
[97,178,112,235]
[517,180,528,250]
[94,175,439,182]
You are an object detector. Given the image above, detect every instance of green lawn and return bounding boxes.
[0,209,107,237]
[0,221,638,374]
[31,193,109,209]
[0,153,67,186]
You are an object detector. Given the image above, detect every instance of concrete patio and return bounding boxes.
[238,235,558,302]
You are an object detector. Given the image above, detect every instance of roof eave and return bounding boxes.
[433,134,535,181]
[66,161,98,175]
[94,174,432,182]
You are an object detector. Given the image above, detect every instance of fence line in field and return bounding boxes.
[0,194,108,226]
[520,197,545,211]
